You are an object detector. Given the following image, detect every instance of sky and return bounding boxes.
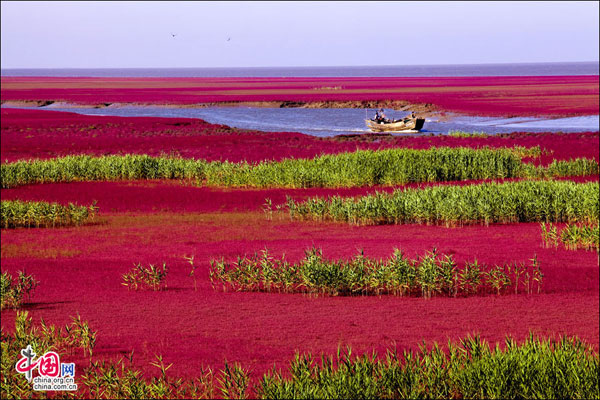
[1,1,598,68]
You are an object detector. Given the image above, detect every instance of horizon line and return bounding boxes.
[2,61,599,70]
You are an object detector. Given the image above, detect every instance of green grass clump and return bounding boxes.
[0,271,38,310]
[210,248,543,297]
[541,222,599,252]
[0,311,241,399]
[121,263,169,291]
[202,146,526,187]
[81,355,230,400]
[448,130,490,138]
[0,154,205,188]
[2,148,597,189]
[2,313,597,399]
[258,334,599,399]
[1,200,98,228]
[285,180,599,226]
[521,158,600,177]
[1,311,96,399]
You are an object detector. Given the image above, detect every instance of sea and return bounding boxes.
[2,62,599,136]
[2,61,599,77]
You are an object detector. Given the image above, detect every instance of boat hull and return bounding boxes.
[365,118,425,132]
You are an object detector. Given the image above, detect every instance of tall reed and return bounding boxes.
[0,270,38,310]
[1,154,204,188]
[1,200,98,228]
[0,311,243,400]
[2,148,597,189]
[210,248,543,297]
[285,180,599,226]
[258,334,599,399]
[2,313,597,399]
[448,130,489,138]
[541,222,599,252]
[121,263,169,291]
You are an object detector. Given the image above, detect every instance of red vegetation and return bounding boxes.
[1,211,598,378]
[1,108,598,164]
[2,177,598,214]
[1,82,599,380]
[2,75,599,116]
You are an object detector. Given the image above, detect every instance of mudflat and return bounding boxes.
[2,75,598,116]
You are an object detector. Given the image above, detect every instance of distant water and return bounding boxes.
[2,62,599,77]
[31,106,600,137]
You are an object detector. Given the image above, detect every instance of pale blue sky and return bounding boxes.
[1,1,598,68]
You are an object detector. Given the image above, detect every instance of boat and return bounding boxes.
[365,117,425,133]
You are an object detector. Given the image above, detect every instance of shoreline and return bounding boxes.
[0,99,443,119]
[2,107,598,164]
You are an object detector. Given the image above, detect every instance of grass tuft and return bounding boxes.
[1,200,98,229]
[210,248,544,297]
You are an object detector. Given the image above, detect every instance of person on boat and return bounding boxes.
[402,111,417,123]
[374,109,382,122]
[374,108,388,123]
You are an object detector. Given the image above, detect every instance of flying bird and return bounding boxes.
[171,33,177,37]
[227,37,231,42]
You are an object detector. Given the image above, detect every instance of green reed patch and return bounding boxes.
[2,312,597,399]
[521,158,600,177]
[2,311,96,399]
[285,180,599,226]
[81,354,232,400]
[1,200,98,229]
[0,271,38,310]
[258,334,599,400]
[0,154,205,188]
[448,130,490,138]
[201,146,527,187]
[2,148,597,189]
[210,248,543,297]
[121,263,169,291]
[0,311,243,399]
[541,222,599,252]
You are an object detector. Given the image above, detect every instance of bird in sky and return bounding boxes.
[171,33,177,38]
[227,37,231,42]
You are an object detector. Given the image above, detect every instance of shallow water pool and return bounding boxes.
[17,105,600,137]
